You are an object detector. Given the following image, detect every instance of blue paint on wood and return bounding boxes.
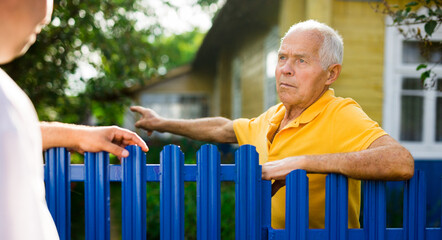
[197,144,221,240]
[45,147,71,240]
[85,152,110,240]
[235,145,261,240]
[122,145,146,240]
[160,145,184,240]
[43,145,442,240]
[285,170,308,240]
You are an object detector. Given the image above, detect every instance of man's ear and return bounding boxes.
[325,64,342,85]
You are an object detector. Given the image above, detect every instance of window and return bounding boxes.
[384,18,442,159]
[140,94,208,120]
[264,26,280,110]
[124,94,208,138]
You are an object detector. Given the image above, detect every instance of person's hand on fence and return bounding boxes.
[262,156,307,195]
[261,156,306,180]
[41,122,148,158]
[130,106,163,136]
[71,125,149,158]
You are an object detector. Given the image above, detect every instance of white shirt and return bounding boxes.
[0,68,59,239]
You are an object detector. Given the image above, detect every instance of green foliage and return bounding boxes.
[0,0,205,126]
[383,0,442,37]
[374,0,442,86]
[424,19,438,35]
[153,30,205,71]
[196,0,220,7]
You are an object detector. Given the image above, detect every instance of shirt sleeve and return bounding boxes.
[233,104,281,146]
[233,118,253,145]
[331,99,387,152]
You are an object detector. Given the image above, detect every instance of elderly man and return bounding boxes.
[131,20,414,229]
[0,0,148,239]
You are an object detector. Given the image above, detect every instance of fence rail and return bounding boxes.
[44,144,442,240]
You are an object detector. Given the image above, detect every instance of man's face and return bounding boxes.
[0,0,53,64]
[275,29,331,110]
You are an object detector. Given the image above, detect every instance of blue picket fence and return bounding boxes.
[44,144,442,240]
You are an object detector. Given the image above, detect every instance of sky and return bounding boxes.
[135,0,223,35]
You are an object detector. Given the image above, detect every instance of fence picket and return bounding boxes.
[363,180,386,240]
[85,152,110,240]
[197,144,221,240]
[122,145,146,240]
[42,145,442,240]
[45,147,71,240]
[160,145,184,240]
[326,174,348,240]
[403,170,426,240]
[261,180,272,240]
[286,170,309,240]
[235,145,261,240]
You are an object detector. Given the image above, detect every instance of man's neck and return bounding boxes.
[280,87,329,129]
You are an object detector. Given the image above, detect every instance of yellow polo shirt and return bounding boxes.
[233,89,387,229]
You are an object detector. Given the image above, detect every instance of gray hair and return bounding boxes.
[281,20,344,69]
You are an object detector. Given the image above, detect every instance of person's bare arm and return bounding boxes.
[40,122,148,158]
[130,106,237,143]
[262,135,414,181]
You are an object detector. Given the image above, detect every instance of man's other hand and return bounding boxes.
[130,106,163,136]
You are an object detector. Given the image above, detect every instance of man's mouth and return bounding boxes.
[279,82,295,88]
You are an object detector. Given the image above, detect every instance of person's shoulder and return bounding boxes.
[327,96,362,112]
[324,96,377,128]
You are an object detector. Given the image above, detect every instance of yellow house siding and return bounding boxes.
[331,1,385,124]
[237,32,267,118]
[307,0,333,25]
[279,0,306,36]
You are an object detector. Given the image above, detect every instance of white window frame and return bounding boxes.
[383,17,442,159]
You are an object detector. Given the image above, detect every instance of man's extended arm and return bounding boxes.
[130,106,237,143]
[262,135,414,181]
[40,122,149,158]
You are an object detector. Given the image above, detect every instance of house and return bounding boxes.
[126,0,441,225]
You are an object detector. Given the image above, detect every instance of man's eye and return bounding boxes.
[299,59,305,63]
[279,56,286,60]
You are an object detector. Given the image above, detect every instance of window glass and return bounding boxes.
[402,77,424,90]
[140,94,208,119]
[402,41,442,64]
[400,95,423,141]
[436,97,442,142]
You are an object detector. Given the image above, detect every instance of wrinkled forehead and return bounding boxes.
[279,29,323,55]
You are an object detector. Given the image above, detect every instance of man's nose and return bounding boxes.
[281,62,294,76]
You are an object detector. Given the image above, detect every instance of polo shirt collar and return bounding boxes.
[269,89,336,128]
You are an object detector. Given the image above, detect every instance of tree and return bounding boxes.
[374,0,442,85]
[1,0,206,125]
